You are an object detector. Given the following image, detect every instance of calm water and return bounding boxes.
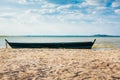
[0,36,120,49]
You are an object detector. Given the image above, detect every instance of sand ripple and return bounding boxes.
[0,49,120,80]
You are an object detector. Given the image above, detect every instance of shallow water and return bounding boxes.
[0,36,120,49]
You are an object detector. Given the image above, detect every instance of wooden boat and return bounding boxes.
[5,39,96,49]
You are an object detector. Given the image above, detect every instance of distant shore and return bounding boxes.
[0,49,120,79]
[0,34,120,37]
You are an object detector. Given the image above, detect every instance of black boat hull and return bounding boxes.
[5,39,96,49]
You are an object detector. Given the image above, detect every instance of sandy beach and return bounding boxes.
[0,49,120,80]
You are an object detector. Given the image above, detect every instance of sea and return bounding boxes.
[0,36,120,50]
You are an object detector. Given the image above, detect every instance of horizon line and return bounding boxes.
[0,34,120,37]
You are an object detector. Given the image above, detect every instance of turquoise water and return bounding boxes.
[0,36,120,49]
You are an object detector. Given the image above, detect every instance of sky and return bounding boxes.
[0,0,120,35]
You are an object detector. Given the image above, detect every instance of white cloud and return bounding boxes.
[41,3,57,8]
[0,0,120,35]
[56,4,72,10]
[92,11,96,14]
[90,6,107,14]
[16,0,47,4]
[114,9,120,14]
[0,0,117,25]
[96,6,106,10]
[18,0,27,4]
[112,1,120,7]
[81,0,103,6]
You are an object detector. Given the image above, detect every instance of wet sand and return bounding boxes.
[0,49,120,80]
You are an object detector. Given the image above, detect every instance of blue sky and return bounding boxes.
[0,0,120,35]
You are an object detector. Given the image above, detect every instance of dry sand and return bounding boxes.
[0,49,120,80]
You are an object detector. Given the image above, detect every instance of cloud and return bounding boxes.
[17,0,46,4]
[96,6,106,10]
[0,0,118,24]
[18,0,26,4]
[0,0,120,35]
[114,9,120,14]
[56,4,72,10]
[112,0,120,7]
[81,0,104,7]
[47,0,83,5]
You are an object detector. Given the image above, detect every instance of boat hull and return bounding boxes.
[5,39,96,49]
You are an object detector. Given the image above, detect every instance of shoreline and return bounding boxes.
[0,49,120,79]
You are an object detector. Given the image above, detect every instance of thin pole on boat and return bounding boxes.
[5,39,8,48]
